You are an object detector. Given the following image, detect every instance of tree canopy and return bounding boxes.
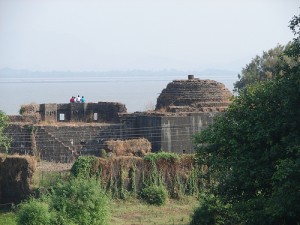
[233,14,300,93]
[233,43,300,92]
[194,14,300,225]
[0,110,10,153]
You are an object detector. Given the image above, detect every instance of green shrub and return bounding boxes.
[50,177,110,225]
[189,193,236,225]
[17,177,110,225]
[70,156,98,177]
[17,198,52,225]
[144,152,179,162]
[141,185,168,206]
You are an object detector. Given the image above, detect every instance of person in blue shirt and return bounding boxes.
[81,96,86,103]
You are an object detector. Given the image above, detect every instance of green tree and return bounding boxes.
[194,15,300,224]
[233,43,299,92]
[0,110,10,153]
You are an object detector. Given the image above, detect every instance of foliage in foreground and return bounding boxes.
[17,198,52,225]
[189,193,235,225]
[17,177,110,225]
[193,14,300,224]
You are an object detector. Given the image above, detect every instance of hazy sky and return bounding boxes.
[0,0,298,72]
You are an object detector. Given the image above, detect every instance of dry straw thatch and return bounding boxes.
[89,154,199,198]
[0,154,36,204]
[105,138,151,157]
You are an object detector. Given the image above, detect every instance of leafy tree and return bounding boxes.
[194,14,300,224]
[289,13,300,42]
[233,43,298,92]
[190,193,236,225]
[0,110,10,153]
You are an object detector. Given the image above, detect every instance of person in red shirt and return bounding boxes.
[70,96,75,103]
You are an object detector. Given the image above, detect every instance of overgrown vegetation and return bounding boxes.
[69,153,201,201]
[192,13,300,224]
[17,198,52,225]
[144,151,180,162]
[190,193,235,225]
[0,110,11,153]
[16,177,110,225]
[1,197,199,225]
[70,155,98,177]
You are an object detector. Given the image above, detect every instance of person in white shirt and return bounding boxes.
[76,95,81,103]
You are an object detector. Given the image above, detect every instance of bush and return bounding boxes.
[17,198,52,225]
[189,193,236,225]
[70,156,98,177]
[141,185,168,206]
[16,177,110,225]
[144,152,179,162]
[50,177,110,225]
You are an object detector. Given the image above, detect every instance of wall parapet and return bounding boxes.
[20,102,127,123]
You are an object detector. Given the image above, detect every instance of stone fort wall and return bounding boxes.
[5,76,231,162]
[19,102,127,123]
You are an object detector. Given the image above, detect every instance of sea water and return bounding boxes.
[0,72,235,115]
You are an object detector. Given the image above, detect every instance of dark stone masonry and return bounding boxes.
[4,76,232,162]
[156,75,232,112]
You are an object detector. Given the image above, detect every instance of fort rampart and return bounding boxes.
[4,76,232,162]
[19,101,127,123]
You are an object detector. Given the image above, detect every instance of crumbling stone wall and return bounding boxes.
[156,76,232,112]
[4,124,33,155]
[0,154,36,204]
[5,123,123,162]
[42,124,122,159]
[8,115,40,123]
[40,103,57,122]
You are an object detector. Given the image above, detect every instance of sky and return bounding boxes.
[0,0,299,72]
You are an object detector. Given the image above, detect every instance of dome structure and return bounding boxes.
[155,75,232,113]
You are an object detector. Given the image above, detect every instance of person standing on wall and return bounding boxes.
[76,95,81,103]
[81,96,86,103]
[70,96,75,103]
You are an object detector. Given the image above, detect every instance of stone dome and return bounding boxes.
[155,75,232,112]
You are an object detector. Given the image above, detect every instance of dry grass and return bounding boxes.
[0,154,36,204]
[105,138,151,156]
[36,161,73,172]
